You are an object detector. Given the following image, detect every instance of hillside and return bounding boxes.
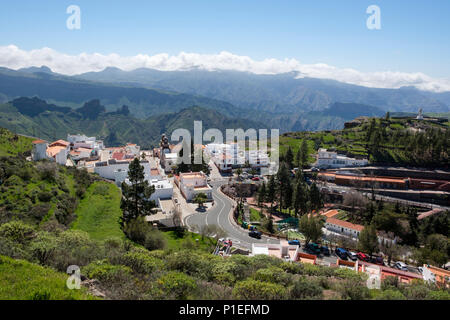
[0,97,266,148]
[0,255,95,300]
[0,67,240,119]
[280,116,450,168]
[0,127,33,157]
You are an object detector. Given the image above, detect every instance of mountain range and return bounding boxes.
[0,66,448,135]
[0,97,264,148]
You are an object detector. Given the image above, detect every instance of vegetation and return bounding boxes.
[0,255,95,300]
[71,182,123,240]
[280,116,449,168]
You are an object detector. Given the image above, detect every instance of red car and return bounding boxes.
[357,252,370,261]
[252,177,260,181]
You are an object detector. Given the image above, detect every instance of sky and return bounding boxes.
[0,0,449,91]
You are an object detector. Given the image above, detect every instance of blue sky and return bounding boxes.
[0,0,449,78]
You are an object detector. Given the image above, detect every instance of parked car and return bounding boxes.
[394,261,408,271]
[252,177,260,181]
[335,247,348,260]
[321,246,330,256]
[311,167,319,172]
[357,252,370,261]
[417,267,424,274]
[370,256,384,266]
[249,230,262,239]
[288,239,300,246]
[249,225,257,231]
[347,251,358,261]
[305,243,321,255]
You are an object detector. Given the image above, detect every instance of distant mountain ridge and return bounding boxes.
[75,67,450,113]
[0,97,266,148]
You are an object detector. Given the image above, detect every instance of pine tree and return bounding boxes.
[120,158,156,228]
[358,224,379,258]
[257,182,266,208]
[285,146,294,169]
[266,175,277,215]
[309,183,322,212]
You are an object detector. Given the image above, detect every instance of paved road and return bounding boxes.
[184,181,280,250]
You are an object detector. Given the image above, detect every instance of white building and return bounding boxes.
[32,140,48,161]
[176,171,212,201]
[324,217,364,239]
[94,159,151,180]
[250,243,300,262]
[315,148,368,169]
[246,150,269,168]
[68,134,104,151]
[205,143,247,172]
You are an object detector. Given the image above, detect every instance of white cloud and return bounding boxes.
[0,44,449,92]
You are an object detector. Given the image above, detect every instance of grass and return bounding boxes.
[72,181,124,241]
[0,128,33,157]
[162,230,217,252]
[250,207,262,221]
[0,255,95,300]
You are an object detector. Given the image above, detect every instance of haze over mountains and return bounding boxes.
[0,66,448,137]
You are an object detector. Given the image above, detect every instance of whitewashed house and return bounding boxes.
[32,140,48,161]
[315,148,368,169]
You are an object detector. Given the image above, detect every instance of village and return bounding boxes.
[28,129,450,290]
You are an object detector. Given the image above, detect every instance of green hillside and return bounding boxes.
[0,255,95,300]
[280,116,449,168]
[0,127,33,157]
[0,98,266,148]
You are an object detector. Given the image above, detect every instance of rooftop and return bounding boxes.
[326,217,364,232]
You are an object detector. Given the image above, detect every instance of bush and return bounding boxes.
[280,261,304,274]
[290,277,323,300]
[144,229,167,251]
[38,191,53,202]
[120,250,165,275]
[375,289,406,300]
[30,232,58,265]
[83,260,133,283]
[157,271,197,300]
[253,266,292,286]
[336,278,370,300]
[232,279,287,300]
[0,221,35,243]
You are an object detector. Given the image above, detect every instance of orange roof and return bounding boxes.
[323,209,339,218]
[334,174,406,184]
[326,217,364,232]
[49,139,70,147]
[32,139,47,144]
[47,146,66,157]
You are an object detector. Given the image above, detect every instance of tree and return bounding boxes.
[309,183,322,212]
[285,147,294,169]
[266,175,277,214]
[298,215,323,245]
[296,139,309,168]
[358,224,379,257]
[293,181,308,217]
[193,192,208,209]
[257,182,266,208]
[120,158,156,228]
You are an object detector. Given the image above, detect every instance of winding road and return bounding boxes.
[184,180,280,250]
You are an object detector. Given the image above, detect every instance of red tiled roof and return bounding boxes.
[32,139,47,144]
[112,152,125,160]
[326,217,364,232]
[49,139,70,147]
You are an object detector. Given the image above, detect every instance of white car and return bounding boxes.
[394,261,408,271]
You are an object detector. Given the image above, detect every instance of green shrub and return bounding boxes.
[253,266,292,286]
[0,221,35,243]
[375,289,406,300]
[232,279,287,300]
[157,271,197,300]
[337,278,370,300]
[121,250,165,274]
[83,260,133,282]
[144,229,167,251]
[30,232,58,265]
[290,277,323,299]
